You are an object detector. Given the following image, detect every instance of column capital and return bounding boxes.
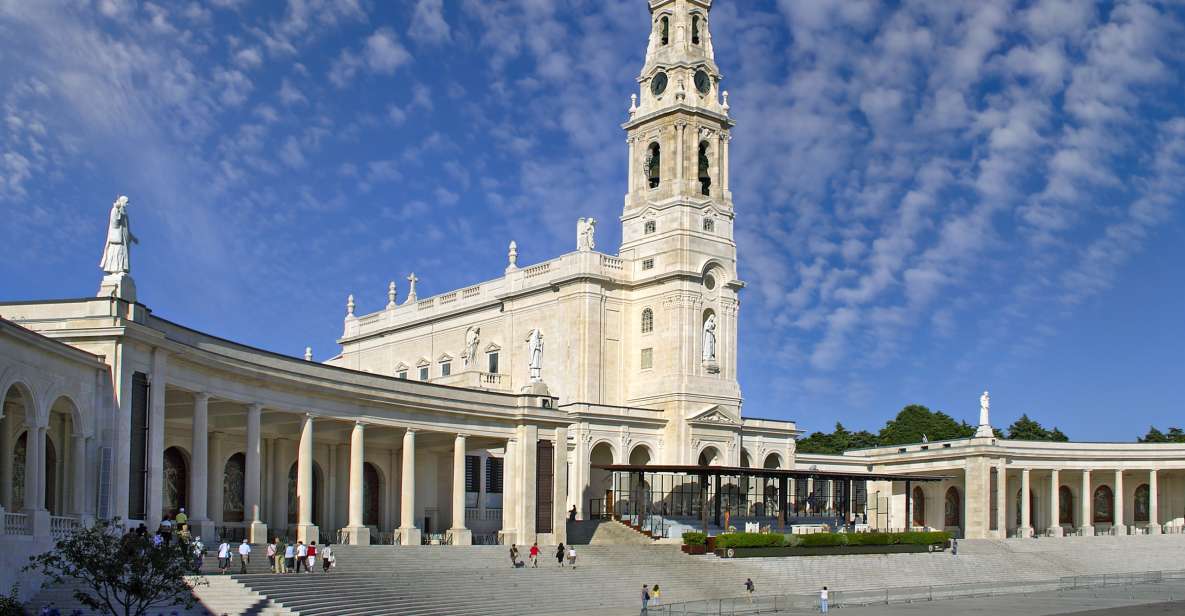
[209,431,226,441]
[193,391,210,403]
[404,428,418,435]
[248,402,264,412]
[354,419,366,427]
[455,433,468,440]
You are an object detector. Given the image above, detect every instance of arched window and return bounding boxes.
[363,462,381,526]
[911,486,925,526]
[660,16,669,45]
[646,142,661,188]
[1059,485,1073,525]
[944,487,960,528]
[698,141,711,196]
[1093,485,1114,524]
[1135,484,1150,522]
[223,452,245,522]
[692,15,701,45]
[641,308,654,333]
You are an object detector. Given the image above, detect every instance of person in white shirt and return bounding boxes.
[820,586,829,613]
[238,541,251,574]
[284,542,296,573]
[295,541,308,573]
[217,541,231,574]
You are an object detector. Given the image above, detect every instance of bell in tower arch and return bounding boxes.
[698,141,711,196]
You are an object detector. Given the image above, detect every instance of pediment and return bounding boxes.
[688,405,738,425]
[484,342,502,353]
[415,357,430,367]
[394,362,410,371]
[437,352,454,363]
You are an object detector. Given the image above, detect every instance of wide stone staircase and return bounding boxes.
[566,519,656,544]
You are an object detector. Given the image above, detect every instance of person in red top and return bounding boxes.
[529,542,540,568]
[306,542,317,573]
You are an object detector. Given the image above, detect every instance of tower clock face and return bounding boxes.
[694,70,711,95]
[651,72,668,96]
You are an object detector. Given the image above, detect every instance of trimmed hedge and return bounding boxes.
[799,530,950,548]
[682,532,707,546]
[715,533,786,549]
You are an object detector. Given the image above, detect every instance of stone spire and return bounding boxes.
[346,294,355,318]
[387,281,397,309]
[506,241,518,273]
[633,0,723,119]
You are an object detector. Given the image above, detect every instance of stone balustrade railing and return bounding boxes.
[4,512,31,536]
[50,515,80,539]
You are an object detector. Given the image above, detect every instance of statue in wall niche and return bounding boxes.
[702,314,717,362]
[577,218,597,252]
[526,328,544,382]
[99,195,138,275]
[463,326,480,368]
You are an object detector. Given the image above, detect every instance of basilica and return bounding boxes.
[2,0,1184,598]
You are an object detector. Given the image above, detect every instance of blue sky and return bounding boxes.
[2,0,1183,441]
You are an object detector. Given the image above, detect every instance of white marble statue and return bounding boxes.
[577,218,596,252]
[980,390,990,426]
[526,328,544,382]
[463,326,480,368]
[99,195,137,274]
[702,314,717,362]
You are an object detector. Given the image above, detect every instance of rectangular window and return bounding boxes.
[644,220,656,234]
[487,352,499,374]
[703,218,714,232]
[128,372,149,520]
[465,455,481,493]
[641,347,653,370]
[486,457,504,494]
[397,371,408,380]
[419,366,429,380]
[441,362,451,377]
[642,258,654,270]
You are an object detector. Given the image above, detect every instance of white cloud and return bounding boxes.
[365,28,411,73]
[215,69,253,106]
[234,47,263,69]
[409,0,451,45]
[278,78,306,106]
[279,135,305,168]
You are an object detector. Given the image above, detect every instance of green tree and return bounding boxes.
[1139,426,1185,443]
[1006,414,1069,441]
[877,404,975,445]
[797,422,878,454]
[25,519,204,616]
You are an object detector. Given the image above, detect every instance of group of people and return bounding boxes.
[213,537,336,574]
[508,542,577,568]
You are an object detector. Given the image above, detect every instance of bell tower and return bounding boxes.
[620,0,744,465]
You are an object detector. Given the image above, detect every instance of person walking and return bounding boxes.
[306,541,317,573]
[266,539,277,571]
[567,545,577,569]
[819,586,829,613]
[217,540,231,575]
[745,578,755,604]
[158,515,174,545]
[322,544,334,573]
[295,541,307,573]
[192,538,204,572]
[556,543,566,567]
[284,542,295,573]
[174,508,188,533]
[651,584,661,606]
[640,584,650,615]
[951,537,958,556]
[509,544,519,568]
[529,542,539,568]
[569,505,577,521]
[238,541,251,574]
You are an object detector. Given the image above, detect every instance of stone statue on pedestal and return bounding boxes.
[577,218,596,252]
[100,196,137,275]
[975,390,994,438]
[702,314,717,362]
[526,328,544,382]
[463,326,480,368]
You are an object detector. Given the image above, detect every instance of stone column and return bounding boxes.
[500,438,517,545]
[626,138,636,194]
[0,413,11,509]
[1114,470,1125,535]
[1049,469,1062,537]
[207,432,224,524]
[449,433,472,545]
[294,414,318,543]
[398,429,420,545]
[995,462,1006,538]
[187,393,213,540]
[517,424,538,543]
[69,433,87,515]
[552,426,568,545]
[345,421,370,545]
[721,131,730,193]
[335,443,350,532]
[146,349,167,530]
[1080,470,1093,536]
[270,438,288,536]
[1020,468,1031,538]
[25,424,45,512]
[675,123,685,183]
[245,403,267,543]
[1149,469,1160,534]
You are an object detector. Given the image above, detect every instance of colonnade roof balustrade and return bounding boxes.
[593,463,951,483]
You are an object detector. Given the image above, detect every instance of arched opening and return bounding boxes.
[691,14,701,45]
[163,446,188,518]
[762,453,782,469]
[628,445,652,466]
[697,446,721,467]
[944,486,960,528]
[47,395,82,516]
[646,142,661,189]
[589,442,616,515]
[698,141,711,196]
[363,462,381,527]
[641,308,654,334]
[1093,485,1114,524]
[3,384,36,512]
[1134,483,1150,522]
[288,461,325,527]
[660,16,669,45]
[223,452,245,522]
[911,485,925,526]
[44,437,57,514]
[1059,485,1073,525]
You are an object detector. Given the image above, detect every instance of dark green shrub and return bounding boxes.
[798,533,847,547]
[897,531,951,546]
[715,533,786,549]
[0,585,23,616]
[682,531,707,546]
